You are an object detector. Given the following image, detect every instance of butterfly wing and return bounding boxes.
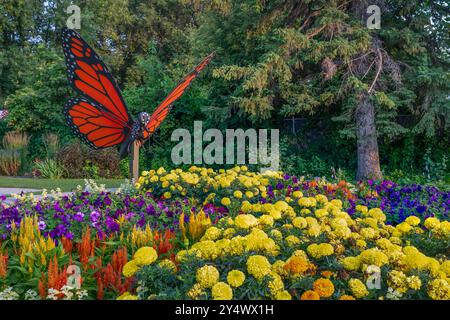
[143,52,215,139]
[64,98,129,149]
[61,27,132,129]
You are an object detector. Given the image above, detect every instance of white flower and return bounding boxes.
[25,289,39,300]
[0,287,19,300]
[385,287,403,300]
[76,290,88,300]
[47,288,60,300]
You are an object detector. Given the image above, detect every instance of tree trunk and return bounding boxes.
[355,92,382,180]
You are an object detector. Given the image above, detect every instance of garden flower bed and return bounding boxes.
[0,166,448,300]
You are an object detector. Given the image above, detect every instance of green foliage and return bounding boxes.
[33,159,66,179]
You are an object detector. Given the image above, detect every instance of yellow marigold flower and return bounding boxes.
[292,217,308,229]
[359,248,389,267]
[298,197,317,207]
[268,273,284,295]
[363,217,379,229]
[158,259,177,272]
[405,216,421,226]
[315,194,328,203]
[163,191,171,199]
[355,205,368,214]
[313,278,335,298]
[196,265,220,288]
[427,279,450,300]
[187,283,205,300]
[348,278,369,298]
[247,255,271,280]
[241,201,252,213]
[389,236,402,245]
[387,270,409,293]
[116,292,138,300]
[285,235,301,247]
[424,217,440,230]
[300,290,320,300]
[356,239,367,249]
[175,250,189,263]
[439,221,450,236]
[227,270,246,288]
[314,208,329,218]
[406,276,422,290]
[307,225,321,237]
[368,208,385,221]
[202,227,222,241]
[292,191,303,198]
[223,228,236,239]
[339,295,356,300]
[269,229,283,241]
[439,261,450,276]
[396,222,413,234]
[307,243,334,259]
[275,290,292,300]
[233,190,243,199]
[229,236,247,255]
[272,260,287,277]
[342,257,361,271]
[300,208,312,215]
[191,240,219,260]
[221,197,231,206]
[162,181,170,188]
[274,200,289,212]
[235,214,258,229]
[212,282,233,300]
[133,246,158,266]
[282,223,293,230]
[360,227,378,239]
[122,260,139,278]
[330,199,342,209]
[259,214,274,227]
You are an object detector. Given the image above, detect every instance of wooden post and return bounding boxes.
[129,140,140,183]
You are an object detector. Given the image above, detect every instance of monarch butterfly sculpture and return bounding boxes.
[61,27,214,159]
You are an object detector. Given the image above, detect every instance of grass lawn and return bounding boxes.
[0,177,125,192]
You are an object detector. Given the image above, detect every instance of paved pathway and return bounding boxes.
[0,187,41,195]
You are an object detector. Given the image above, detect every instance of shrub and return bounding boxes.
[0,150,21,175]
[2,131,30,174]
[33,158,66,179]
[42,133,60,159]
[56,141,122,178]
[2,131,29,150]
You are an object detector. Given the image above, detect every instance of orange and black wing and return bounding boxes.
[143,52,215,139]
[64,98,129,149]
[61,27,132,129]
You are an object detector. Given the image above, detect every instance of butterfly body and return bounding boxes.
[119,112,151,157]
[61,27,214,158]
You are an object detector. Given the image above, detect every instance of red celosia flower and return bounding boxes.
[0,251,8,278]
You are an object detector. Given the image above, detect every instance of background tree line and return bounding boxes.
[0,0,448,182]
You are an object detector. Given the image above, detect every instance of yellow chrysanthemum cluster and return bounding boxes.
[123,246,158,278]
[133,166,449,300]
